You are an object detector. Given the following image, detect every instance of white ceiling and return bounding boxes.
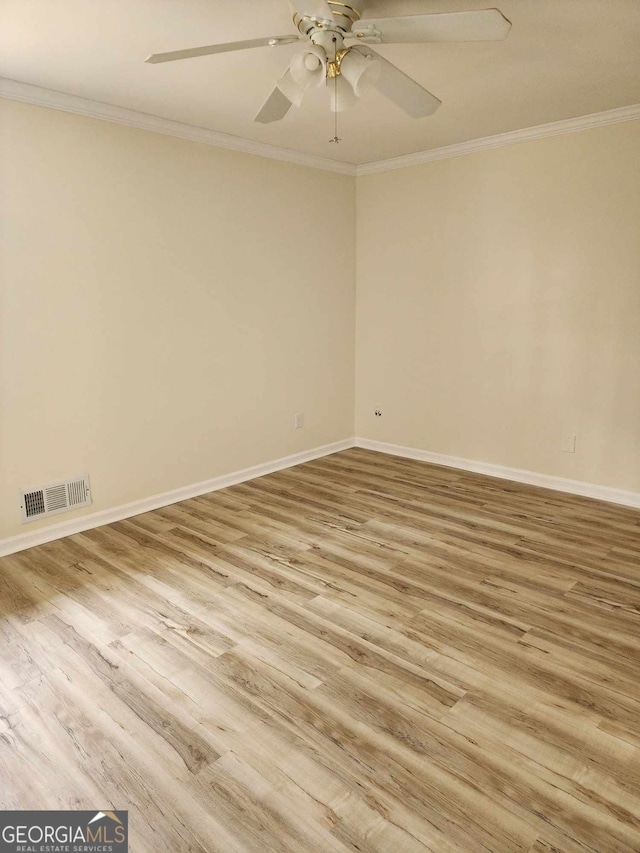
[1,0,639,166]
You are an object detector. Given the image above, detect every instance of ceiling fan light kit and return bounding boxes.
[145,1,511,132]
[337,48,379,98]
[289,44,327,90]
[329,74,358,114]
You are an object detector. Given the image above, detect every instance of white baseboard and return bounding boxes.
[3,436,638,558]
[0,438,355,558]
[355,438,640,510]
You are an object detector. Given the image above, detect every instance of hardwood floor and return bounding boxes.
[1,448,639,852]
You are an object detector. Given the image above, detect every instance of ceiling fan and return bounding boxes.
[145,1,511,124]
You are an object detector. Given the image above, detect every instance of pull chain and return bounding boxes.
[329,36,341,144]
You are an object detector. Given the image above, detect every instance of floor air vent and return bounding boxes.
[20,474,91,523]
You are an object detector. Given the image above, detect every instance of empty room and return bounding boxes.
[1,1,639,851]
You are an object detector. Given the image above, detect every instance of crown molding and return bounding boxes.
[356,103,640,175]
[0,77,358,177]
[3,77,639,178]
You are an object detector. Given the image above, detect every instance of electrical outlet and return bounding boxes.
[294,413,304,429]
[561,433,576,453]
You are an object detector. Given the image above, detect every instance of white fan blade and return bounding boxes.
[289,1,335,24]
[254,84,294,124]
[145,35,298,64]
[352,10,511,44]
[358,47,441,118]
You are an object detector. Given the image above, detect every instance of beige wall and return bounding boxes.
[0,99,356,540]
[2,100,639,546]
[356,120,640,492]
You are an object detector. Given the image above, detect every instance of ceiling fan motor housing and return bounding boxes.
[292,1,366,37]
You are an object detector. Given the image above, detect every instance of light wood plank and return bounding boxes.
[0,448,639,851]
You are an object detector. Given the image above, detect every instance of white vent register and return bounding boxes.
[20,474,91,523]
